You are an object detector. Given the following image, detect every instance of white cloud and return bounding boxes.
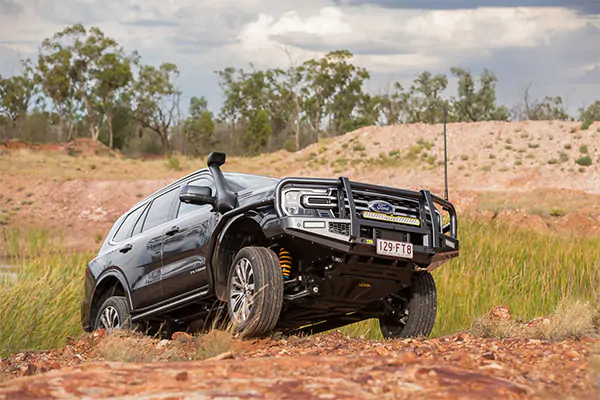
[403,7,587,49]
[0,1,597,114]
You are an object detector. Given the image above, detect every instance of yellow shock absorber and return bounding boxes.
[278,248,293,280]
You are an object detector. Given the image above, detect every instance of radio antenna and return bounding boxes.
[443,103,449,201]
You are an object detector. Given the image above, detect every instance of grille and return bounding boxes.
[330,188,421,220]
[329,222,351,236]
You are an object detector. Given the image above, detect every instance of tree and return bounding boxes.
[244,109,272,154]
[185,96,215,156]
[377,82,409,125]
[96,50,136,149]
[47,24,124,142]
[301,50,370,136]
[0,59,39,137]
[450,68,508,122]
[215,67,246,133]
[579,101,600,123]
[132,63,181,153]
[37,43,78,141]
[405,71,449,124]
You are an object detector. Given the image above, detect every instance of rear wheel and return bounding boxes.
[379,271,437,339]
[227,246,283,338]
[94,296,133,332]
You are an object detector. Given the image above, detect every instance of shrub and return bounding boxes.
[352,143,366,152]
[165,156,182,171]
[576,156,593,167]
[283,139,296,152]
[580,144,588,154]
[564,144,572,150]
[417,138,434,150]
[582,120,592,130]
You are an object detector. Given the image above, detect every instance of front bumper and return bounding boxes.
[267,177,459,267]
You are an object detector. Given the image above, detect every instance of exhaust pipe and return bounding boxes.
[207,152,237,213]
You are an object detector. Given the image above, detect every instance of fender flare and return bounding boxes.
[208,210,272,301]
[90,268,134,314]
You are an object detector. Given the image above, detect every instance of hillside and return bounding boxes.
[2,120,600,251]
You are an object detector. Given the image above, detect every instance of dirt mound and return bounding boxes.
[0,138,118,158]
[551,212,600,236]
[62,138,118,157]
[494,210,550,233]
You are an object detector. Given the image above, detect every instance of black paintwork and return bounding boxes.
[81,162,459,335]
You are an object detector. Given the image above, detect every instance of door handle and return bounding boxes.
[119,244,133,253]
[165,226,180,236]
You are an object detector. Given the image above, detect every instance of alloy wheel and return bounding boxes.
[229,257,255,324]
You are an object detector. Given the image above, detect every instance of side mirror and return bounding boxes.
[179,185,216,206]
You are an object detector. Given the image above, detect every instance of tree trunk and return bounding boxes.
[59,113,68,142]
[82,93,100,141]
[107,109,114,150]
[159,130,171,153]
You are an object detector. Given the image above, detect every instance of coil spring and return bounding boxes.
[278,248,292,280]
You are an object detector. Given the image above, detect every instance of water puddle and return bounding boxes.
[0,261,17,283]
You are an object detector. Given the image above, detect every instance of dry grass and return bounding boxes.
[470,299,600,341]
[475,188,600,219]
[98,329,237,363]
[0,149,300,181]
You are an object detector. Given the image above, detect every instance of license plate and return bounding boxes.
[376,239,413,259]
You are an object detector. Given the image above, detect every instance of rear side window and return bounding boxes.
[113,204,147,243]
[142,187,179,232]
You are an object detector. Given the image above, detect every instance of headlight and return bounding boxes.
[281,187,333,217]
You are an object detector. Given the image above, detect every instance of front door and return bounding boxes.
[160,175,218,301]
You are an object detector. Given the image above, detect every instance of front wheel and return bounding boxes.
[226,246,284,338]
[379,271,437,339]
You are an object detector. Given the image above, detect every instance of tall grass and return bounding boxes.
[2,218,600,356]
[341,218,600,339]
[0,228,93,357]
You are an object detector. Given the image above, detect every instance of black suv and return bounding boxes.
[81,152,459,338]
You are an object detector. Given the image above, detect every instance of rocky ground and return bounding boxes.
[0,307,598,399]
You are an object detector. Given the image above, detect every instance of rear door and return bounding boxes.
[128,186,180,309]
[160,174,218,301]
[108,201,164,311]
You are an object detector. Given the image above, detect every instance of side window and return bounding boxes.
[142,187,179,232]
[177,176,215,218]
[131,203,150,237]
[113,204,146,243]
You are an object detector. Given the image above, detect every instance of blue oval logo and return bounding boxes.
[368,200,395,214]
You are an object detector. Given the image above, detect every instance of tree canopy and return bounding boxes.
[0,23,594,156]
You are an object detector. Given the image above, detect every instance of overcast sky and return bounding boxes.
[1,0,599,116]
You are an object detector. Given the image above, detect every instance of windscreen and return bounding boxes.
[224,173,279,192]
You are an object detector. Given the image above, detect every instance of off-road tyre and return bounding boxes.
[226,246,283,338]
[379,271,437,339]
[94,296,133,332]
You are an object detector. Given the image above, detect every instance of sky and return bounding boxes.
[0,0,599,117]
